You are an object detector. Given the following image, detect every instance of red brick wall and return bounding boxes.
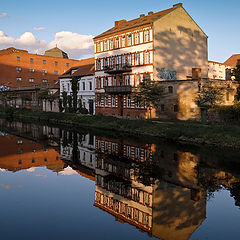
[0,52,80,87]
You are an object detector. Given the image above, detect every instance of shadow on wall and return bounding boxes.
[154,25,208,80]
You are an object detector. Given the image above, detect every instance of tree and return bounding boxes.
[195,86,223,123]
[71,76,79,113]
[233,59,240,82]
[134,78,165,119]
[233,59,240,101]
[38,89,49,111]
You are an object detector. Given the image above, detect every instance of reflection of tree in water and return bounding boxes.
[229,182,240,208]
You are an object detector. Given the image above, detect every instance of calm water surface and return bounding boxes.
[0,119,240,240]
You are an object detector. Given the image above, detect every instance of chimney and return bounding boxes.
[115,20,126,26]
[173,3,183,8]
[148,11,154,15]
[139,14,145,18]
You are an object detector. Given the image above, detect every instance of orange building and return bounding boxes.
[0,133,63,172]
[0,47,81,87]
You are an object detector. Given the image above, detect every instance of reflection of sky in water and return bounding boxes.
[0,167,157,240]
[191,189,240,240]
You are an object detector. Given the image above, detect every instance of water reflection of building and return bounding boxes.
[60,130,96,179]
[0,133,63,172]
[94,136,206,240]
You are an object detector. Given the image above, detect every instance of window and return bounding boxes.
[105,96,108,106]
[54,70,58,75]
[135,32,140,44]
[104,58,108,68]
[115,37,119,48]
[110,57,114,68]
[97,59,101,70]
[122,36,126,47]
[168,86,173,93]
[112,96,116,107]
[113,76,117,86]
[125,75,130,85]
[104,40,108,51]
[135,74,140,86]
[42,69,47,74]
[122,55,126,66]
[82,82,85,90]
[110,39,113,49]
[144,30,150,42]
[16,67,22,72]
[104,77,108,87]
[29,78,34,82]
[128,34,132,46]
[98,78,101,88]
[97,42,101,52]
[30,58,34,63]
[16,77,22,81]
[128,54,132,66]
[17,56,20,61]
[66,63,69,67]
[145,51,150,64]
[42,79,47,83]
[174,104,178,112]
[55,61,58,66]
[43,60,46,64]
[127,96,131,107]
[29,68,35,72]
[135,53,140,65]
[89,81,92,90]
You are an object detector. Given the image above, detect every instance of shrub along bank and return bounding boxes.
[1,106,240,149]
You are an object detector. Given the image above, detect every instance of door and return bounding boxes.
[119,96,123,116]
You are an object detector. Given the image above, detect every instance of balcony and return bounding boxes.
[104,64,131,74]
[104,85,132,94]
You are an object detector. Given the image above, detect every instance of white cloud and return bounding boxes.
[26,167,37,172]
[0,29,94,59]
[0,12,8,18]
[49,31,94,59]
[33,27,45,31]
[59,166,78,176]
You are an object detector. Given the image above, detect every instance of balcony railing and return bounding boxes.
[104,64,131,74]
[104,85,132,94]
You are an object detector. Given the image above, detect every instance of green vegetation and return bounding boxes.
[1,106,240,149]
[134,77,165,119]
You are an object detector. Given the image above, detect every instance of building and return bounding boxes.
[59,57,95,114]
[224,54,240,68]
[94,3,208,119]
[0,47,80,88]
[208,61,232,80]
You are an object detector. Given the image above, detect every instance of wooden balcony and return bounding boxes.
[104,64,131,74]
[104,85,132,94]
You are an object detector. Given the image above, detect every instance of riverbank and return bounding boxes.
[1,107,240,149]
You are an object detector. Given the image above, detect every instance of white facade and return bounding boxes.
[208,61,231,80]
[60,75,95,114]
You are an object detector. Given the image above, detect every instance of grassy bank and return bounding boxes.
[1,107,240,149]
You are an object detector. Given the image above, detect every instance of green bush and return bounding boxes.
[213,104,240,122]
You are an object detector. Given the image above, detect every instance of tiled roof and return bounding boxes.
[60,57,95,78]
[44,46,69,59]
[94,6,176,39]
[0,47,28,55]
[224,54,240,67]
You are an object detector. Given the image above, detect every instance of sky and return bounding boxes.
[0,0,239,62]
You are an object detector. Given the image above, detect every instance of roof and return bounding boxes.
[208,60,228,66]
[224,54,240,67]
[0,47,28,56]
[44,46,69,59]
[94,6,176,39]
[59,57,95,78]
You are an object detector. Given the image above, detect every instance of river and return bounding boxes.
[0,118,240,240]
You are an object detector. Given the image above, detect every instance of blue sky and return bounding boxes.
[0,0,239,61]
